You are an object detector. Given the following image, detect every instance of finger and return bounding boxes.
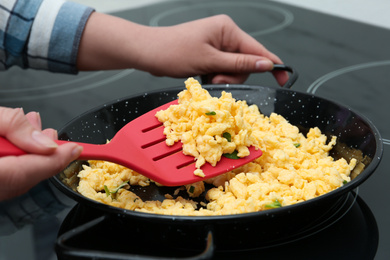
[0,143,82,200]
[272,70,290,87]
[219,16,283,64]
[210,51,272,73]
[25,112,58,139]
[25,111,42,130]
[42,128,58,140]
[214,16,289,86]
[211,71,289,88]
[0,107,58,154]
[208,51,289,86]
[211,74,249,84]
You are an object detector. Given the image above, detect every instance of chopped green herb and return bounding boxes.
[104,185,111,197]
[112,181,129,194]
[222,132,232,142]
[104,181,129,198]
[223,150,240,159]
[205,111,216,116]
[343,180,348,185]
[294,143,301,148]
[189,185,195,193]
[265,199,282,209]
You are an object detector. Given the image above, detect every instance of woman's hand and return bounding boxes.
[0,107,82,201]
[77,13,288,85]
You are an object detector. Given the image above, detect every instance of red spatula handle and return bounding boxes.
[0,136,27,156]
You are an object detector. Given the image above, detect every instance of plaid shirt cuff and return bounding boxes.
[0,0,94,73]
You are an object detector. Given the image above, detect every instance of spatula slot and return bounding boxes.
[152,147,182,161]
[141,138,166,149]
[141,122,163,133]
[176,160,195,170]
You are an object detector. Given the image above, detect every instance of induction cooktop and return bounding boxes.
[1,1,389,259]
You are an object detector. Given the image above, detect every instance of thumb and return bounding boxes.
[0,107,58,155]
[214,52,275,75]
[206,54,274,84]
[210,53,289,86]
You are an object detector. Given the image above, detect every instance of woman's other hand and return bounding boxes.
[0,107,82,201]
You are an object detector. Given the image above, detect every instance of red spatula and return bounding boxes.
[0,100,262,186]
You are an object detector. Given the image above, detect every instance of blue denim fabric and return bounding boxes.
[0,180,74,236]
[0,0,94,73]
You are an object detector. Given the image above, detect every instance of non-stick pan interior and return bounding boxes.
[52,84,383,217]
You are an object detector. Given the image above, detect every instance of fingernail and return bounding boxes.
[36,112,42,127]
[29,111,42,127]
[50,130,58,140]
[213,79,228,84]
[255,60,273,71]
[32,130,58,148]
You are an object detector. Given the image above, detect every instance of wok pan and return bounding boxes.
[51,65,382,259]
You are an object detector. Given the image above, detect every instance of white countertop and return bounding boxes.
[271,0,390,30]
[72,0,390,29]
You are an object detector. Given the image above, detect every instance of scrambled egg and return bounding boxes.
[76,78,356,216]
[155,77,260,177]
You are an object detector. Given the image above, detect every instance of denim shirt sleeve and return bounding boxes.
[0,0,94,73]
[0,180,76,236]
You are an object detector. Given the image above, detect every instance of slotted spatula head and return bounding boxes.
[0,100,262,186]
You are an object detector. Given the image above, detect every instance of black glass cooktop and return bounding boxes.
[1,0,389,259]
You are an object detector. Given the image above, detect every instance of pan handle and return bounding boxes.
[56,215,215,260]
[272,64,298,89]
